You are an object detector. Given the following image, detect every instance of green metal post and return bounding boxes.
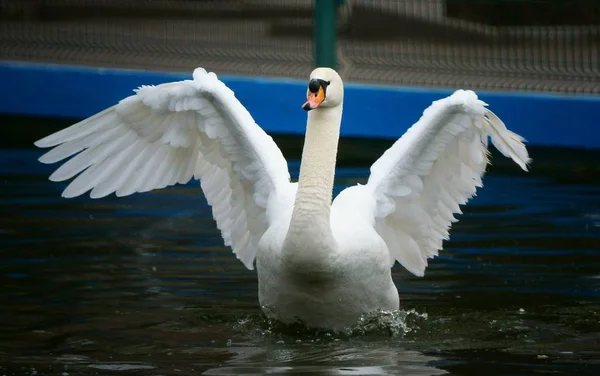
[313,0,337,69]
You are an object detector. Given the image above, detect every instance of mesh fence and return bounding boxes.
[1,0,599,94]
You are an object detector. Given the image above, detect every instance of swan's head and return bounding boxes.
[302,67,344,111]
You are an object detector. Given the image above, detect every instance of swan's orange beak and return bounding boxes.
[302,81,326,111]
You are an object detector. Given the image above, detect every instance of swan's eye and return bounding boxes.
[319,80,331,90]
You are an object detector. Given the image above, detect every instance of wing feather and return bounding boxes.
[362,90,530,276]
[35,67,292,270]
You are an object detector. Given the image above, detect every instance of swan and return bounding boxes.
[34,67,530,331]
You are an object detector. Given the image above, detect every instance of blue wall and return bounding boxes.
[1,61,599,149]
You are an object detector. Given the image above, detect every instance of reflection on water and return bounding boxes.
[1,148,599,375]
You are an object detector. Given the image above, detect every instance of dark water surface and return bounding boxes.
[1,148,599,375]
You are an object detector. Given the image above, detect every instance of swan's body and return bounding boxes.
[35,67,530,331]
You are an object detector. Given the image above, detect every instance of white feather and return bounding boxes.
[34,68,293,270]
[353,89,530,277]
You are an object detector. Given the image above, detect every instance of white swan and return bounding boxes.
[35,67,530,331]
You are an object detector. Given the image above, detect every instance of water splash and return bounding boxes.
[231,308,428,341]
[347,309,429,337]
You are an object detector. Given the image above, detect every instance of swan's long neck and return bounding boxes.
[286,105,342,244]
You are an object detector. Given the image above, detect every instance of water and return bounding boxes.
[1,147,599,375]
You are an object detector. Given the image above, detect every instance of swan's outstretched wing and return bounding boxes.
[346,90,529,277]
[35,68,292,270]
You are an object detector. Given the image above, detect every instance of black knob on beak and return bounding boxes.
[308,79,320,93]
